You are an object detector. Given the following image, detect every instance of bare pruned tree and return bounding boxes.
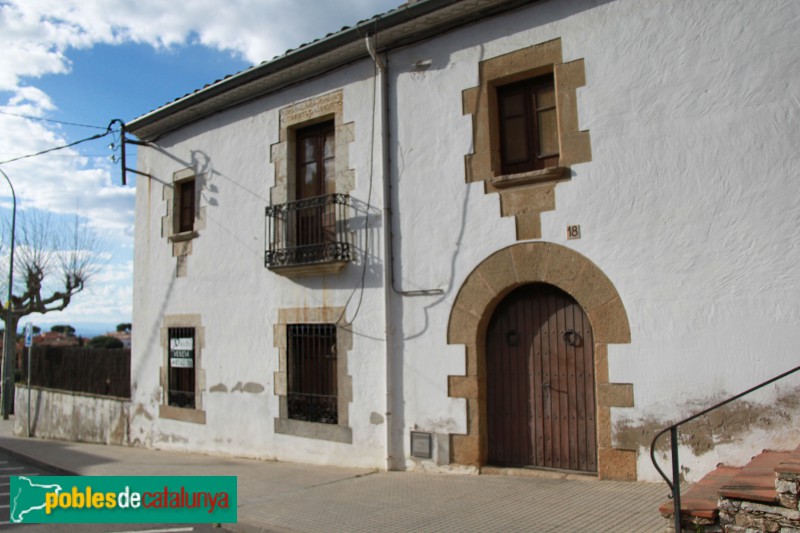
[0,211,105,373]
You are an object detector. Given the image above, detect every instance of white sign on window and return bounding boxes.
[170,357,194,368]
[169,337,194,368]
[170,337,193,350]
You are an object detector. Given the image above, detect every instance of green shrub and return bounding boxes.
[88,336,124,349]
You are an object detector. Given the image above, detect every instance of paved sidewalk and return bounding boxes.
[0,418,667,532]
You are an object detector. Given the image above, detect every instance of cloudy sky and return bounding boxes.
[0,0,400,336]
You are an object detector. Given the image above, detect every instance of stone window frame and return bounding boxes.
[462,38,591,240]
[159,314,206,425]
[273,307,353,443]
[162,168,207,277]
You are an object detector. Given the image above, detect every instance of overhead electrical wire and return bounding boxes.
[0,110,108,130]
[0,153,111,158]
[0,125,117,165]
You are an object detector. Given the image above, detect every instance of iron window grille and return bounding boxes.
[167,327,196,409]
[265,193,351,268]
[287,324,337,425]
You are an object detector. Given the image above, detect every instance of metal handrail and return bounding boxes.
[651,363,800,533]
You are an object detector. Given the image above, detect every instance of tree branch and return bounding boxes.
[0,211,101,326]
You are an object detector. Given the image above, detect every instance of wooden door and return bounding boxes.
[486,284,596,472]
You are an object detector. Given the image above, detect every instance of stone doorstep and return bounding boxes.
[719,450,797,504]
[776,450,800,476]
[659,465,743,521]
[778,462,800,475]
[660,447,800,532]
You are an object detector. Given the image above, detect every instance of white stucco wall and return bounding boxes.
[388,0,800,480]
[132,59,390,468]
[541,0,800,481]
[132,0,800,481]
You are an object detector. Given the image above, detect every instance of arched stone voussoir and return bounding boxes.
[447,242,631,346]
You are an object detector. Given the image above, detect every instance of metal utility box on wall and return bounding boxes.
[410,431,432,459]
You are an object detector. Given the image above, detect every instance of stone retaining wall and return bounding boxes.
[14,385,130,446]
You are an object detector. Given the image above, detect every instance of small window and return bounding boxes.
[168,327,196,408]
[287,324,337,424]
[177,179,195,233]
[497,74,559,174]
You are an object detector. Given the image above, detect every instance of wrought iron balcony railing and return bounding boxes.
[265,193,351,273]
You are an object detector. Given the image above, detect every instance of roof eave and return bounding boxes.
[126,0,534,140]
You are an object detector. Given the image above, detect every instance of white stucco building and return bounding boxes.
[126,0,800,482]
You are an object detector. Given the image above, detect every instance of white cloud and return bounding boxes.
[1,0,399,93]
[0,0,395,209]
[0,0,399,327]
[8,87,54,112]
[0,106,134,234]
[0,0,397,223]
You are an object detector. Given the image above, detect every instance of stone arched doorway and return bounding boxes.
[447,242,636,480]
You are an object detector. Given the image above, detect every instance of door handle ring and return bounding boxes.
[563,329,581,347]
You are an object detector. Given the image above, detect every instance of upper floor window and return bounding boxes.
[296,120,335,201]
[177,179,196,233]
[294,121,335,250]
[497,74,559,175]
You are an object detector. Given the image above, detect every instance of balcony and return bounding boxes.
[265,193,352,277]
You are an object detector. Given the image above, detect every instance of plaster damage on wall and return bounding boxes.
[156,431,190,444]
[132,403,153,421]
[231,382,265,394]
[619,385,800,482]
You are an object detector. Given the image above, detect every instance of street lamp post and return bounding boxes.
[0,167,16,420]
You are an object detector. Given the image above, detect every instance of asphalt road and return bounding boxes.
[0,449,223,532]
